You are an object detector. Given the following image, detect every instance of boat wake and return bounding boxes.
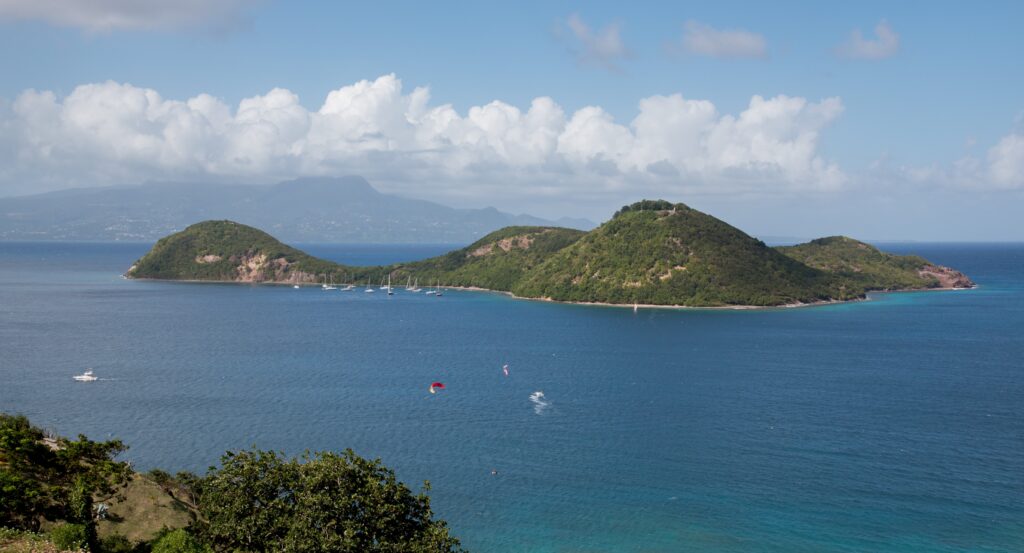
[529,391,550,415]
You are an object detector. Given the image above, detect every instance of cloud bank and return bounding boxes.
[678,21,768,60]
[1,74,848,198]
[0,0,259,32]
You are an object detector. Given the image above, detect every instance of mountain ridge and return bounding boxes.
[0,176,595,243]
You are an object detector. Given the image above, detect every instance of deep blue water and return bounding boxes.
[1,241,1022,552]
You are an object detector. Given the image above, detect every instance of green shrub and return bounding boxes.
[99,534,140,553]
[50,523,88,550]
[151,529,207,553]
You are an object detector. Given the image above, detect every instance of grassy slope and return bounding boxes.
[775,236,941,291]
[388,226,586,290]
[0,528,76,553]
[95,474,193,542]
[513,203,851,306]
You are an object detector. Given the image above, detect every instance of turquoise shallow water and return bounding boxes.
[1,242,1022,552]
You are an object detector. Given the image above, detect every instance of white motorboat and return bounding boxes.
[73,370,98,382]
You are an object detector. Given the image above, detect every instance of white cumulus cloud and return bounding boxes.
[881,130,1024,191]
[0,74,848,200]
[836,20,900,60]
[987,133,1024,189]
[0,0,259,32]
[677,20,768,60]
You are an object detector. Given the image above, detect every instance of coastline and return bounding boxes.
[126,276,975,311]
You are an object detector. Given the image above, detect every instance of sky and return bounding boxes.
[0,0,1022,240]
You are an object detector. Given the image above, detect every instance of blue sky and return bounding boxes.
[1,0,1022,239]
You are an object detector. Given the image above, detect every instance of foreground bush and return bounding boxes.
[151,529,208,553]
[198,448,464,553]
[49,523,87,550]
[2,413,467,552]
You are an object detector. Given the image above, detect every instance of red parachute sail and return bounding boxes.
[429,382,445,394]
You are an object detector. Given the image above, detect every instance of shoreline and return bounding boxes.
[125,276,976,311]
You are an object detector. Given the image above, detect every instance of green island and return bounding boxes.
[0,413,464,553]
[125,200,973,307]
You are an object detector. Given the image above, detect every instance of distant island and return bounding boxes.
[0,176,594,243]
[126,200,974,308]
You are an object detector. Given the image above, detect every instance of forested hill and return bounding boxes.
[126,202,974,307]
[511,201,849,306]
[775,236,974,291]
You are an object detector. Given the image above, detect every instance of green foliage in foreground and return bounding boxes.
[150,529,208,553]
[0,413,131,544]
[49,523,88,550]
[197,448,463,553]
[2,413,465,553]
[775,236,940,291]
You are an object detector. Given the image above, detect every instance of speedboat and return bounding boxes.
[73,370,98,382]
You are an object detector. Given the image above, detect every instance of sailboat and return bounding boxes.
[364,278,375,293]
[434,279,443,297]
[409,278,421,292]
[387,274,394,295]
[324,275,337,291]
[405,276,412,290]
[379,276,388,290]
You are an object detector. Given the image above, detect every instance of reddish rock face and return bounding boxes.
[231,253,317,283]
[918,265,976,289]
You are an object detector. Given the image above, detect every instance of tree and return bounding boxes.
[197,448,464,553]
[0,413,131,549]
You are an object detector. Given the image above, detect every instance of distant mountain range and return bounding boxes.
[0,176,595,243]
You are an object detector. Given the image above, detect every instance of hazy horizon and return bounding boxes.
[1,1,1021,241]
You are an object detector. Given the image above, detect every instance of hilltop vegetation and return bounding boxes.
[389,226,586,290]
[126,201,973,307]
[513,202,849,306]
[126,220,357,284]
[776,236,974,291]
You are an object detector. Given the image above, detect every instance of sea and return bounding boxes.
[1,241,1021,553]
